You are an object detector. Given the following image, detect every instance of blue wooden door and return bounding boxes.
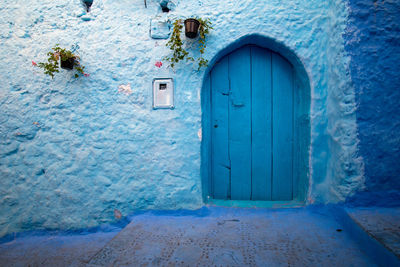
[210,45,294,201]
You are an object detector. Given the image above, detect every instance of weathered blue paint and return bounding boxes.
[229,46,252,200]
[209,45,298,201]
[0,0,364,236]
[201,34,315,206]
[344,0,400,206]
[251,46,272,201]
[210,56,230,199]
[206,43,308,202]
[271,52,294,200]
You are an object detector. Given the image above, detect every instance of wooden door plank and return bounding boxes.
[202,73,212,199]
[272,53,294,200]
[211,57,230,199]
[251,47,272,200]
[229,46,252,200]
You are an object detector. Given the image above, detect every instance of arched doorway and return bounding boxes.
[202,38,310,204]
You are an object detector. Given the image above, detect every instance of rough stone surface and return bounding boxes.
[0,0,363,236]
[344,0,400,205]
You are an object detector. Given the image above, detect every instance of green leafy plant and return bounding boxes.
[197,18,212,70]
[164,18,213,70]
[35,44,87,78]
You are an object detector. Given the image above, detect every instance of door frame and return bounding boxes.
[201,34,311,207]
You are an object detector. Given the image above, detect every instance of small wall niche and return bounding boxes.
[150,18,171,39]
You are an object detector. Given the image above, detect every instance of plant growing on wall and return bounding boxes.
[164,18,212,70]
[35,44,87,79]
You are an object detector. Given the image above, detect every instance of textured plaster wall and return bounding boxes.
[344,0,400,206]
[313,0,364,203]
[0,0,363,236]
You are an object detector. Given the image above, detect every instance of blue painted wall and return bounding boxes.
[345,0,400,206]
[0,0,374,236]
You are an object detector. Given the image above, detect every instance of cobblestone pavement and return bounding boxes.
[2,206,399,267]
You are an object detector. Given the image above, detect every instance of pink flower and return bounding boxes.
[84,73,90,77]
[32,60,37,66]
[155,61,163,68]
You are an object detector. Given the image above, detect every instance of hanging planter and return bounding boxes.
[61,57,75,70]
[35,44,88,78]
[159,0,170,12]
[82,0,93,12]
[184,18,200,39]
[164,18,212,70]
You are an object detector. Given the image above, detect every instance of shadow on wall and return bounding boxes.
[344,0,400,206]
[200,34,311,204]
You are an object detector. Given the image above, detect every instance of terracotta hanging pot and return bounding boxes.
[82,0,93,12]
[61,58,75,70]
[184,18,200,39]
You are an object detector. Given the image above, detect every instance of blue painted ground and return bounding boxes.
[1,205,399,266]
[346,207,400,259]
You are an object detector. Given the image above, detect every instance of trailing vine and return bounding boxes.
[35,44,87,79]
[164,18,212,70]
[164,20,189,69]
[197,18,212,70]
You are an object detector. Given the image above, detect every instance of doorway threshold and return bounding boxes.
[206,199,305,208]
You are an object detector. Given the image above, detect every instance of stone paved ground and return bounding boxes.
[86,207,377,267]
[1,206,399,267]
[0,231,118,267]
[346,207,400,259]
